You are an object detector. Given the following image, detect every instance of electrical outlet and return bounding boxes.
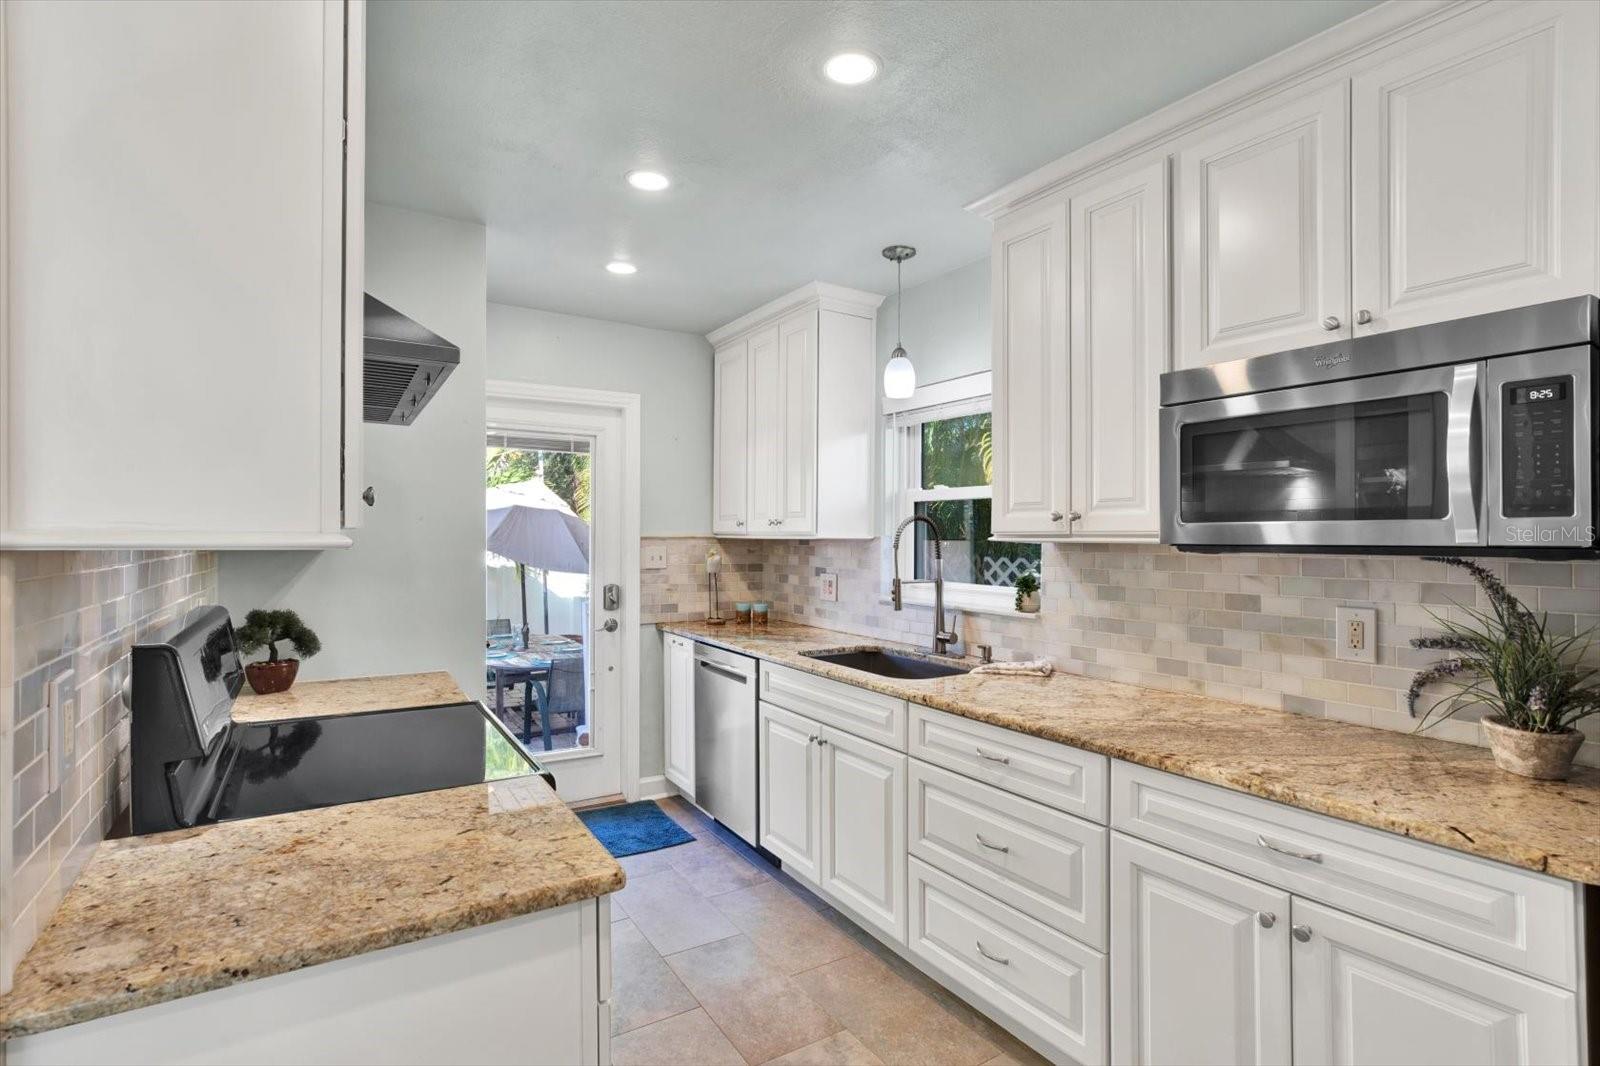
[46,670,75,793]
[643,545,668,570]
[820,572,838,602]
[1335,606,1376,664]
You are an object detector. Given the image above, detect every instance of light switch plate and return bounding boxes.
[820,572,838,602]
[1335,606,1376,664]
[643,545,668,570]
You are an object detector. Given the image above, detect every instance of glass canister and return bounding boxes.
[733,601,752,625]
[751,602,769,629]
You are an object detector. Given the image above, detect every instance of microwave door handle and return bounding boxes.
[1446,362,1482,545]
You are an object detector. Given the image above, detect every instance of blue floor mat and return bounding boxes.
[577,800,695,858]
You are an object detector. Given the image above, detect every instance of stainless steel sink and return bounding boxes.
[801,647,972,680]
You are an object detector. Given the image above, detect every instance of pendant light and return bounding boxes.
[882,244,917,399]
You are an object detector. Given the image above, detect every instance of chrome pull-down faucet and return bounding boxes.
[891,514,958,655]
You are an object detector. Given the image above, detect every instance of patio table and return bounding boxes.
[486,638,584,749]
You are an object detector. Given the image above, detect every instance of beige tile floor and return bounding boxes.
[607,797,1052,1066]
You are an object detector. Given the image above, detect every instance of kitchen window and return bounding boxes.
[886,373,1042,615]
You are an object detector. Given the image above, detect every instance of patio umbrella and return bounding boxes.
[485,478,590,647]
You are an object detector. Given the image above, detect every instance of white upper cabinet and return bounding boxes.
[708,284,881,539]
[1174,81,1351,369]
[711,339,751,535]
[990,199,1070,538]
[1,0,365,549]
[1350,0,1599,335]
[1069,159,1170,539]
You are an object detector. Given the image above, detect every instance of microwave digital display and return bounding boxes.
[1501,376,1574,518]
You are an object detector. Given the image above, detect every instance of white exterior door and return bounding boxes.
[662,635,694,795]
[1350,1,1598,336]
[1068,158,1170,539]
[712,340,750,535]
[1111,834,1292,1066]
[1175,81,1350,368]
[757,701,821,884]
[1290,899,1579,1066]
[990,198,1070,537]
[746,324,783,532]
[774,309,818,534]
[819,726,906,944]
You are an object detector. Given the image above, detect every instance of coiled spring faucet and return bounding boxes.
[891,514,958,655]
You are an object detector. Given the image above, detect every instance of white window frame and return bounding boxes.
[883,372,1038,617]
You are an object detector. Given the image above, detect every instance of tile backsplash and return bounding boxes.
[0,549,216,991]
[660,536,1600,767]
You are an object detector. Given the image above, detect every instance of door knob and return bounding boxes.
[1356,308,1373,325]
[1292,924,1313,943]
[596,618,618,633]
[1321,315,1341,331]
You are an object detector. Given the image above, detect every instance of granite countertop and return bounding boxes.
[664,619,1600,885]
[0,674,624,1041]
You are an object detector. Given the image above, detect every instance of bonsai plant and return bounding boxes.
[1408,557,1599,780]
[235,608,322,695]
[1014,572,1041,614]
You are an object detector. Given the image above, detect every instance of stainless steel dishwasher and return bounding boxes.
[691,641,758,845]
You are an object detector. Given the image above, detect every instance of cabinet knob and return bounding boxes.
[816,737,829,747]
[1321,315,1341,331]
[736,520,744,528]
[1258,911,1276,929]
[1356,308,1373,325]
[1292,924,1313,943]
[1068,510,1082,522]
[362,486,375,507]
[1049,510,1064,522]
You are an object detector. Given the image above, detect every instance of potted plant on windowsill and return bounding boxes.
[1408,557,1598,780]
[1014,572,1041,614]
[236,609,322,695]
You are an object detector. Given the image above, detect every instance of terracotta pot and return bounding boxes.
[246,659,300,695]
[1480,715,1584,781]
[1016,591,1041,614]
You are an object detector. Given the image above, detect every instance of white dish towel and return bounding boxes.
[970,658,1054,677]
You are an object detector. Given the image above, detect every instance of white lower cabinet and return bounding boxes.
[757,700,822,884]
[819,726,907,943]
[1290,898,1579,1066]
[908,857,1107,1066]
[662,635,695,795]
[1110,833,1292,1066]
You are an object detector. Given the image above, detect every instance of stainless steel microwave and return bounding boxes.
[1159,297,1598,556]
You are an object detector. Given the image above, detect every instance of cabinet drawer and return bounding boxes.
[908,857,1107,1066]
[909,705,1107,821]
[909,760,1106,949]
[760,662,906,749]
[1111,761,1580,989]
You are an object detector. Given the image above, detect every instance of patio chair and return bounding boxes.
[528,656,585,751]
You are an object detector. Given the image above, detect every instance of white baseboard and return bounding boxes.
[636,775,677,801]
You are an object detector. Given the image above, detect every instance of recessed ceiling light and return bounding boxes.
[823,51,880,86]
[626,169,671,192]
[606,260,637,275]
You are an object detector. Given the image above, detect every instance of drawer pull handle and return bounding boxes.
[974,833,1010,854]
[974,747,1011,765]
[1257,834,1322,863]
[975,941,1010,965]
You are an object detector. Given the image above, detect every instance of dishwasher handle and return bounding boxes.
[697,659,750,684]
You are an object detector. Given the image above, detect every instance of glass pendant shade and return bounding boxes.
[883,346,916,399]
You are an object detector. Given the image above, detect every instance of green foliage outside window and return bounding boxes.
[486,446,591,520]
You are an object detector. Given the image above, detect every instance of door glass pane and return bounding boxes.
[485,437,593,757]
[913,499,1042,586]
[1180,393,1447,523]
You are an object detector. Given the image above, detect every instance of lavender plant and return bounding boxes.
[1408,557,1600,734]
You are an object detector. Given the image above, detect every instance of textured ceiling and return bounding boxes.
[368,0,1375,335]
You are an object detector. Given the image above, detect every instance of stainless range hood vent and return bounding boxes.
[362,294,460,424]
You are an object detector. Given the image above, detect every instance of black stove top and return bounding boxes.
[130,607,551,835]
[210,702,547,823]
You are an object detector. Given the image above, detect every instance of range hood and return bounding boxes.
[363,294,459,424]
